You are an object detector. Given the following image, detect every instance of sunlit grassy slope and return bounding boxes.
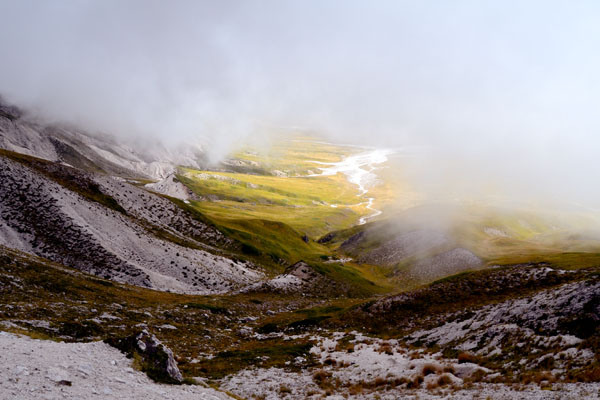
[176,135,401,270]
[233,137,357,175]
[175,133,600,289]
[179,170,360,237]
[182,136,374,235]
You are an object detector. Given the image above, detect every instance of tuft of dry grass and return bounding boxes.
[407,374,424,389]
[312,369,334,391]
[378,343,394,355]
[422,363,441,376]
[279,385,292,394]
[437,373,453,386]
[335,341,355,353]
[323,357,337,366]
[373,377,388,387]
[521,370,556,386]
[443,365,456,374]
[458,352,478,364]
[348,383,364,395]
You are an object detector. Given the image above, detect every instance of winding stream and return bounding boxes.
[308,148,394,225]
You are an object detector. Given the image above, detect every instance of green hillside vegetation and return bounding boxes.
[174,136,600,292]
[173,137,388,272]
[179,170,363,238]
[232,135,361,175]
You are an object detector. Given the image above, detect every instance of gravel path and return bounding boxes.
[0,331,232,399]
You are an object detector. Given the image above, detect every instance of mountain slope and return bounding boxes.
[0,99,206,179]
[0,151,264,294]
[343,263,600,384]
[321,204,600,287]
[0,99,388,297]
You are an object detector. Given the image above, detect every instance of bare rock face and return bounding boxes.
[341,229,451,266]
[106,330,183,383]
[0,98,208,180]
[407,247,482,281]
[241,261,348,297]
[144,173,197,201]
[339,226,482,282]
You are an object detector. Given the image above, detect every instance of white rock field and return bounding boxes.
[220,332,600,399]
[0,331,232,400]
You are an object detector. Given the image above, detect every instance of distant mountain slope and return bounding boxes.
[0,98,206,179]
[0,99,388,297]
[321,204,600,286]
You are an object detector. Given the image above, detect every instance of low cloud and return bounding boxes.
[1,1,599,207]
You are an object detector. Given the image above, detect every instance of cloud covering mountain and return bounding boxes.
[1,0,599,206]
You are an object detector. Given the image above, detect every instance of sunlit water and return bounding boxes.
[308,149,395,225]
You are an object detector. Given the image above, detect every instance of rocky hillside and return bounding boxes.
[0,98,206,179]
[2,241,600,399]
[342,262,600,385]
[324,219,483,285]
[0,331,233,399]
[3,96,600,398]
[321,203,600,289]
[339,226,482,282]
[241,261,350,297]
[0,147,264,294]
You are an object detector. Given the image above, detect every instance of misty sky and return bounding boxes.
[1,1,599,207]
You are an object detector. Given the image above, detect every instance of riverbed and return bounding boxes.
[308,148,394,224]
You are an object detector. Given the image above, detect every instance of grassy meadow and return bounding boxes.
[176,135,402,271]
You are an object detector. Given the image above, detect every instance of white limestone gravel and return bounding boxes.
[0,331,232,400]
[220,332,600,399]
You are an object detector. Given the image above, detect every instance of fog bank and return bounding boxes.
[1,1,599,206]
